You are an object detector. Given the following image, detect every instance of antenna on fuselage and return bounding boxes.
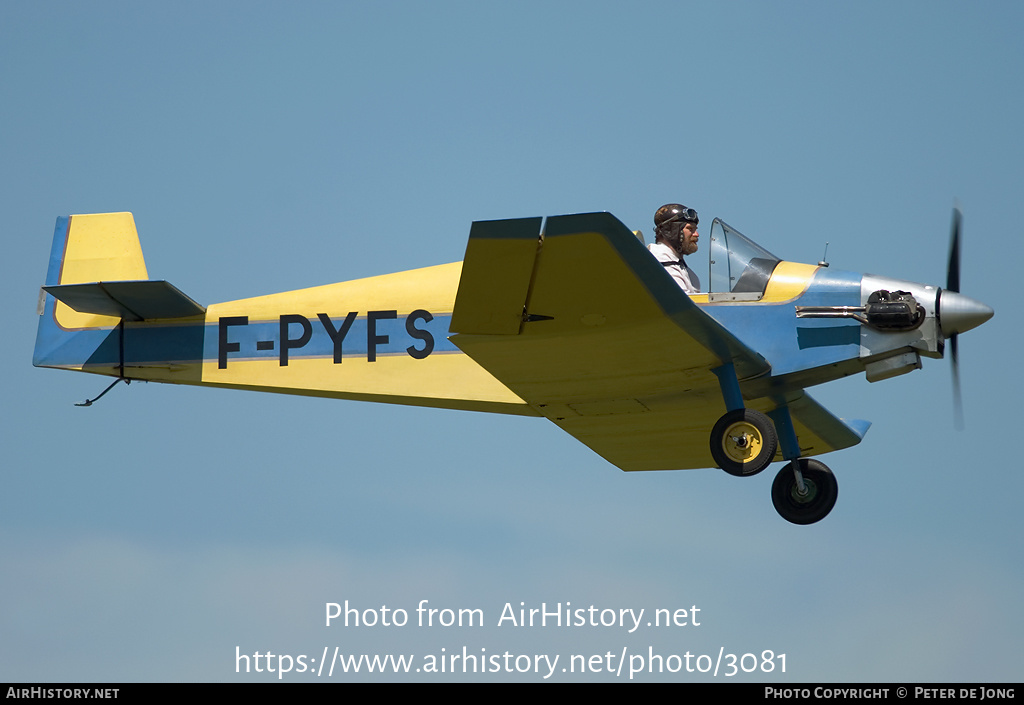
[818,242,830,267]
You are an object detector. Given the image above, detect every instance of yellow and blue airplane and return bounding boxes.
[33,210,993,524]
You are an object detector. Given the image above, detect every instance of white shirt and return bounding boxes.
[648,242,701,294]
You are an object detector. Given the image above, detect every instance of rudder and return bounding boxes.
[34,212,150,371]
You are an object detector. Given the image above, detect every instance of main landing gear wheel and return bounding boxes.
[771,459,838,525]
[710,409,778,477]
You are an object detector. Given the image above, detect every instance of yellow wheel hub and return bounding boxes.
[721,421,763,464]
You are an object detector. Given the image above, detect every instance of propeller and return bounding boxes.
[946,207,963,429]
[937,206,993,430]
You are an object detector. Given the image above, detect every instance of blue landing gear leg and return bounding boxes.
[710,364,777,477]
[767,405,839,525]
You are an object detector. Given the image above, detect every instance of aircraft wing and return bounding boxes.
[778,392,870,460]
[450,212,779,471]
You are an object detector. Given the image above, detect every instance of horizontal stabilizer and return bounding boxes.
[44,280,206,321]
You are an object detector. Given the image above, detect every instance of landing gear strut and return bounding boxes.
[709,364,840,524]
[771,458,838,525]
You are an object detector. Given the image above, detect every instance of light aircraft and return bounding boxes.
[33,210,993,524]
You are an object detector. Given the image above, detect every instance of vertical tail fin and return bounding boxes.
[34,213,149,371]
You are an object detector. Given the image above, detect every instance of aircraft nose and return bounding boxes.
[938,290,994,337]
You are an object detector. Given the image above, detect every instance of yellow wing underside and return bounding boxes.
[450,213,843,471]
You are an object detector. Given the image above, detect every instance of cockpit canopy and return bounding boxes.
[708,218,781,298]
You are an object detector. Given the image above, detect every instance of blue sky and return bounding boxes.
[2,1,1021,682]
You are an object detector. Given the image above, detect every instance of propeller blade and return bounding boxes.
[950,333,963,430]
[947,206,964,428]
[947,207,961,293]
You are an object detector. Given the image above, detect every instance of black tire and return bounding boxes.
[771,459,838,525]
[710,408,778,477]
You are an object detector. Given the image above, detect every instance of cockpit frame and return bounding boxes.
[707,219,782,302]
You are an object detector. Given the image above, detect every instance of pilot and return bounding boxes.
[649,203,701,294]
